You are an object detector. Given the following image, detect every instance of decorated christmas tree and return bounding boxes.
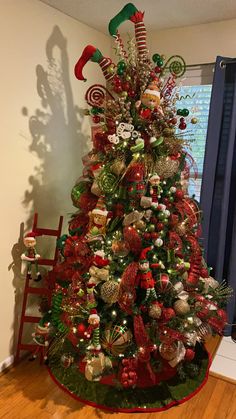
[36,3,232,412]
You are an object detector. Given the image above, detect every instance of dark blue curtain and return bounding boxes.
[200,56,236,335]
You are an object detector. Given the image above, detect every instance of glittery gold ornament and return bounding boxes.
[155,157,179,179]
[101,325,132,356]
[159,342,178,361]
[148,302,162,319]
[174,299,190,315]
[91,180,102,197]
[100,281,120,304]
[110,159,126,176]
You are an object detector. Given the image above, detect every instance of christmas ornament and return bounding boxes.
[88,196,109,237]
[101,325,132,356]
[84,309,101,350]
[155,157,180,179]
[85,353,112,381]
[100,280,120,304]
[148,302,162,319]
[21,232,41,281]
[112,239,130,257]
[159,342,178,361]
[173,300,190,315]
[60,353,74,368]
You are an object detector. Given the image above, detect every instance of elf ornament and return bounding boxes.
[149,174,161,208]
[136,247,160,302]
[21,232,41,281]
[84,309,101,351]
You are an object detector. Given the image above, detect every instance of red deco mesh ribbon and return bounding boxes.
[185,235,202,286]
[133,314,156,384]
[158,325,185,344]
[168,231,183,252]
[118,261,139,313]
[123,226,142,256]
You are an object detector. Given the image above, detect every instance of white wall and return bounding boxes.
[148,18,236,65]
[0,0,111,367]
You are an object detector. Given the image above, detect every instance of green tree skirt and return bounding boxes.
[48,345,211,412]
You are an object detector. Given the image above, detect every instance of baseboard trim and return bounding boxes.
[209,371,236,385]
[0,355,14,374]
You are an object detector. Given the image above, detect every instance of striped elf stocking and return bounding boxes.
[109,3,148,59]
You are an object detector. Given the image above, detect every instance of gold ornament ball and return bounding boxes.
[191,117,198,124]
[174,299,190,315]
[149,303,162,319]
[100,281,120,304]
[134,219,146,231]
[159,342,178,361]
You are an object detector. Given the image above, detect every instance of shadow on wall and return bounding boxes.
[9,25,89,359]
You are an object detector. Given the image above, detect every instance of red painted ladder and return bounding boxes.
[15,213,63,363]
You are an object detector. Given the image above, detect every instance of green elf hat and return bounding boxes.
[74,45,114,82]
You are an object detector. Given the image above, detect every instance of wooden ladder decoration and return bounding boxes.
[15,213,63,364]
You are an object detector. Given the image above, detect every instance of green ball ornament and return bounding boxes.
[156,57,164,67]
[117,60,126,70]
[158,212,166,221]
[117,67,124,76]
[182,108,189,117]
[169,196,174,203]
[177,109,183,116]
[162,218,169,225]
[152,53,161,63]
[91,107,100,115]
[148,224,156,232]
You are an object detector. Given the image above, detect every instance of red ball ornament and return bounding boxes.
[122,81,130,91]
[179,122,187,130]
[150,71,156,79]
[151,232,159,239]
[154,66,162,73]
[156,222,164,231]
[175,190,184,200]
[92,115,101,124]
[185,348,195,361]
[114,85,122,93]
[162,308,176,321]
[77,323,86,337]
[144,232,151,240]
[128,89,136,98]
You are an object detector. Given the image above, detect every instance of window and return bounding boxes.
[176,64,214,201]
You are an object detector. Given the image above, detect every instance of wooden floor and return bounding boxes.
[0,337,235,419]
